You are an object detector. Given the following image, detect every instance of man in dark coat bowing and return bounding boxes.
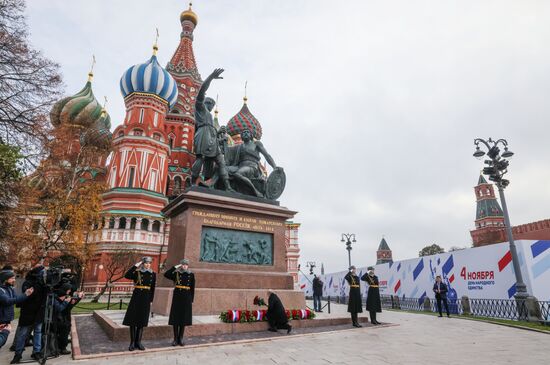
[123,257,156,351]
[344,266,362,327]
[266,290,292,334]
[164,259,195,346]
[361,266,382,325]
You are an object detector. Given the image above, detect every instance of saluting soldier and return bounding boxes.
[344,266,363,327]
[123,257,156,351]
[361,266,382,325]
[164,259,195,346]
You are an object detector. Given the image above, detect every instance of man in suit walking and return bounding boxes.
[433,275,450,317]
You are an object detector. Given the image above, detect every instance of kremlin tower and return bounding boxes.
[470,175,506,247]
[376,237,393,265]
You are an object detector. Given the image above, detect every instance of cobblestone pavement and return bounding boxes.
[1,303,548,364]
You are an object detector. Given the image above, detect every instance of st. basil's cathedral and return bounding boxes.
[50,4,301,294]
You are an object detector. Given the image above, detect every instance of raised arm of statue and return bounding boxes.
[256,141,277,169]
[197,68,224,104]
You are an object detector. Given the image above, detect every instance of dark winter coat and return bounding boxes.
[18,267,48,326]
[344,272,363,314]
[266,293,289,328]
[312,277,323,296]
[361,273,382,313]
[0,284,27,324]
[123,266,156,327]
[433,282,448,299]
[164,267,195,326]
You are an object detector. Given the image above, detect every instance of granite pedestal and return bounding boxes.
[152,188,305,315]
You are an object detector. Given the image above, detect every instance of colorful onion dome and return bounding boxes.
[180,2,198,25]
[81,127,112,151]
[226,98,263,140]
[80,109,112,150]
[50,74,103,128]
[119,53,178,108]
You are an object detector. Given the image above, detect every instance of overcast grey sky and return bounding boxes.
[25,0,550,273]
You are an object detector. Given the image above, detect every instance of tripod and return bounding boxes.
[39,292,56,365]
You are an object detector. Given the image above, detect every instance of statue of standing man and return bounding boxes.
[191,68,232,191]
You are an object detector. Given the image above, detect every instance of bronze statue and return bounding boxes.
[192,68,232,191]
[225,128,282,198]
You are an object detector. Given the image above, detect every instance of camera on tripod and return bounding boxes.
[42,266,65,288]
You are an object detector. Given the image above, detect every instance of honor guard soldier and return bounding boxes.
[123,257,156,351]
[164,259,195,346]
[361,266,382,324]
[344,266,363,327]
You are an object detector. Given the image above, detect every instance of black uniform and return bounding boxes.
[164,267,195,346]
[361,273,382,324]
[344,272,362,326]
[266,293,291,333]
[123,266,156,351]
[123,267,156,327]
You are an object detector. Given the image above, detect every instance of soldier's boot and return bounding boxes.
[136,327,145,351]
[128,326,136,351]
[178,326,185,346]
[172,326,179,346]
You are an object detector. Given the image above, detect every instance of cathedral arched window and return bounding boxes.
[152,220,161,233]
[139,108,144,123]
[132,129,143,136]
[108,217,115,229]
[141,218,149,231]
[130,218,137,230]
[119,217,127,229]
[174,176,182,191]
[166,176,171,195]
[153,133,161,141]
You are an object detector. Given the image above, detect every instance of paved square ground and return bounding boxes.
[0,303,547,364]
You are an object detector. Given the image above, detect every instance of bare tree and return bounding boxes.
[0,0,63,169]
[91,248,140,302]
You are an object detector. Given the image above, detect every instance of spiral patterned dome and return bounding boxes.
[80,109,112,151]
[120,54,178,108]
[50,79,103,128]
[226,98,263,140]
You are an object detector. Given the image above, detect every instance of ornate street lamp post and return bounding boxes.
[341,233,356,268]
[473,138,529,311]
[307,261,316,275]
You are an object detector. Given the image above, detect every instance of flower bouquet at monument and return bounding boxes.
[253,295,267,307]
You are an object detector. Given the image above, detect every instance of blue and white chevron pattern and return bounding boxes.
[120,55,178,108]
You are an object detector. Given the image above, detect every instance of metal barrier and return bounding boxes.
[469,298,524,320]
[380,294,550,325]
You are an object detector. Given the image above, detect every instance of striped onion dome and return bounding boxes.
[80,109,112,151]
[226,98,263,140]
[120,54,178,108]
[50,77,103,128]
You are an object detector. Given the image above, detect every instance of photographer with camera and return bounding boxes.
[0,268,33,349]
[123,257,156,351]
[39,282,74,359]
[10,264,47,363]
[54,270,83,356]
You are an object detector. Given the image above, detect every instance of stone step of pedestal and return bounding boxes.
[93,310,370,341]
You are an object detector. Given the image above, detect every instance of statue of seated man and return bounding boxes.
[225,128,279,197]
